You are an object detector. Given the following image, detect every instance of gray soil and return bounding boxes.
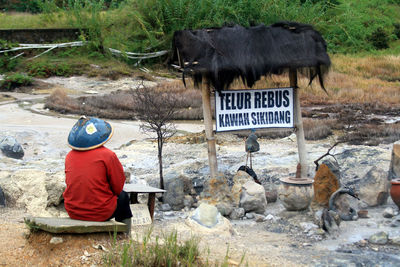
[0,76,400,266]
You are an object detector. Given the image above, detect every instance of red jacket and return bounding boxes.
[63,146,125,221]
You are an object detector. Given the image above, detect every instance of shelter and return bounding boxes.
[171,21,331,178]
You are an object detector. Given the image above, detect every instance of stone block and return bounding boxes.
[24,217,127,234]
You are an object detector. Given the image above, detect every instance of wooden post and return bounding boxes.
[148,193,156,221]
[201,83,218,178]
[290,69,308,178]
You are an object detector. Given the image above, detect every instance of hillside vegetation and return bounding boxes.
[1,0,400,54]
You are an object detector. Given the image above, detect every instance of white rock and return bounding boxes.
[265,214,275,221]
[49,237,63,245]
[300,222,318,232]
[383,207,395,218]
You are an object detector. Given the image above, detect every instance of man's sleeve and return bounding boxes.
[106,153,126,195]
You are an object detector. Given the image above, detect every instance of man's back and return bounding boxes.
[64,146,125,221]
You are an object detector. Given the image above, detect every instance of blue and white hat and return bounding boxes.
[67,116,114,151]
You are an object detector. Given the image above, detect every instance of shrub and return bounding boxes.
[394,23,400,39]
[0,73,32,91]
[27,61,73,78]
[0,0,42,13]
[0,57,19,73]
[368,27,390,50]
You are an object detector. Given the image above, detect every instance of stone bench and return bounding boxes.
[123,184,166,221]
[24,217,127,234]
[23,185,165,234]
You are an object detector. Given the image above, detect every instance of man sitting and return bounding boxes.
[63,116,132,235]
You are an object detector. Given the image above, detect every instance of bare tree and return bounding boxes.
[314,140,344,171]
[131,83,179,190]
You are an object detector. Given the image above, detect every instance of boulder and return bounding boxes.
[230,207,245,220]
[190,202,219,227]
[183,195,194,209]
[358,167,390,207]
[216,202,233,217]
[0,169,66,216]
[0,185,5,207]
[0,136,24,159]
[231,170,254,206]
[163,172,186,211]
[313,164,340,207]
[201,173,235,216]
[186,203,232,236]
[389,141,400,179]
[45,172,66,207]
[240,180,268,214]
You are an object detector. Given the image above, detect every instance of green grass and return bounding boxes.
[0,12,70,29]
[103,228,246,266]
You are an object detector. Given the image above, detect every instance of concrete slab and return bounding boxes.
[24,217,127,234]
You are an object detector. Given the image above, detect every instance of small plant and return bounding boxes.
[24,218,41,233]
[394,23,400,39]
[0,73,33,91]
[104,228,202,266]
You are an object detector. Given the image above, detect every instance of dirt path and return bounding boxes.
[0,207,303,267]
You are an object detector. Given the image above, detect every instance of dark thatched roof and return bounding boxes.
[171,21,331,91]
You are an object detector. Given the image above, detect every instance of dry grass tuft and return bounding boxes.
[343,123,400,146]
[45,88,80,113]
[45,81,203,120]
[303,118,334,140]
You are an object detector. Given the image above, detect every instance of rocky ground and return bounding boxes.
[0,76,400,266]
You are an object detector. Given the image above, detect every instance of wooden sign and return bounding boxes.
[130,204,152,225]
